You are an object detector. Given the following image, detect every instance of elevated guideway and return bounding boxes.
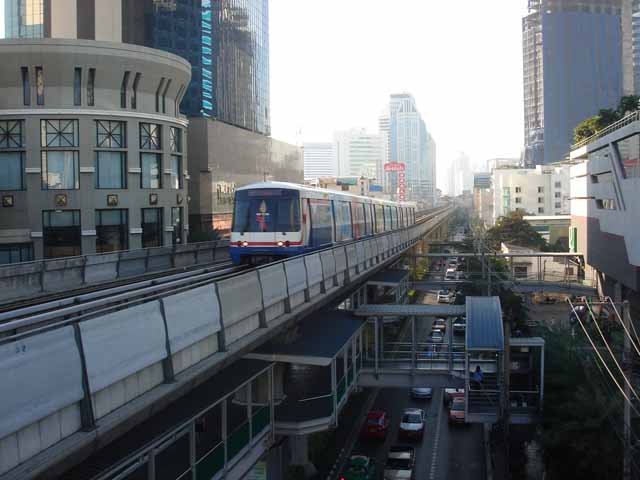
[0,207,456,480]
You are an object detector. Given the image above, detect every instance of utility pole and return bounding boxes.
[502,313,512,480]
[623,300,632,480]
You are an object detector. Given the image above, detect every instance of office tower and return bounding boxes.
[303,142,336,179]
[333,128,385,179]
[523,0,623,166]
[381,93,436,203]
[622,0,640,95]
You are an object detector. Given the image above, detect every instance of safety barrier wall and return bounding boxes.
[0,240,230,305]
[0,209,451,477]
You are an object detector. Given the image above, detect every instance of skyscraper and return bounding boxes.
[622,0,640,95]
[381,93,436,204]
[523,0,623,166]
[333,128,385,179]
[303,142,336,179]
[4,0,271,135]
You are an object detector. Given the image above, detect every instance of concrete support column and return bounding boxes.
[411,316,416,373]
[289,434,317,478]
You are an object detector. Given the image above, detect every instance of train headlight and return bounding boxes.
[277,241,284,247]
[242,241,249,247]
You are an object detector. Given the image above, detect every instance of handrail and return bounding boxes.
[571,110,640,150]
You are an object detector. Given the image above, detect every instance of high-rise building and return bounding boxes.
[3,0,271,135]
[522,0,623,166]
[622,0,640,95]
[381,93,436,203]
[303,142,336,179]
[447,152,472,197]
[333,128,385,179]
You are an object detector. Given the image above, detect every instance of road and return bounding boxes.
[340,282,485,480]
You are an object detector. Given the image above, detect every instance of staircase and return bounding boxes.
[468,373,499,421]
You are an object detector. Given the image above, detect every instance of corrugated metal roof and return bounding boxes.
[466,297,504,351]
[354,304,465,317]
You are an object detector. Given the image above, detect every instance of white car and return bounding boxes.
[411,387,433,400]
[399,408,425,440]
[437,290,452,303]
[444,268,457,280]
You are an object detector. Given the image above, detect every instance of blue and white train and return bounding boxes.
[230,182,417,265]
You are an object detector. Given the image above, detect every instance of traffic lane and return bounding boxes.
[350,388,442,480]
[444,422,485,479]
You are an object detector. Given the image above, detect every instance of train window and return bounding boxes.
[375,204,384,233]
[309,199,333,246]
[334,200,353,242]
[399,208,404,228]
[233,189,300,233]
[363,203,371,236]
[383,206,391,231]
[352,202,365,239]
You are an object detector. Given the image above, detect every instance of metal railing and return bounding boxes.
[571,110,640,150]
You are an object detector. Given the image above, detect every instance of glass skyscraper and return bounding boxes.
[123,0,271,134]
[4,0,44,39]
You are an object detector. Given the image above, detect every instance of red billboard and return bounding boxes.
[384,162,405,172]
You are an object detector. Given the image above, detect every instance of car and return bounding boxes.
[449,398,466,425]
[433,318,447,330]
[411,387,433,400]
[360,410,390,440]
[427,331,443,343]
[399,408,425,440]
[453,317,466,333]
[444,268,457,280]
[437,290,451,303]
[443,388,465,406]
[341,455,376,480]
[383,446,415,480]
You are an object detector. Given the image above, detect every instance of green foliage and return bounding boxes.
[574,95,640,143]
[485,211,547,251]
[540,328,623,479]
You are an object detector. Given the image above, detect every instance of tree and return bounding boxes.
[617,95,640,117]
[574,95,640,143]
[485,211,547,251]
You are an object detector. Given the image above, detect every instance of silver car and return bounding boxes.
[410,387,433,400]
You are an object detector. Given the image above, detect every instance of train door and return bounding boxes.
[309,199,334,247]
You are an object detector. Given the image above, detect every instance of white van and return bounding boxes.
[445,268,456,280]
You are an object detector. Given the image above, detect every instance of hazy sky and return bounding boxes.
[270,0,527,189]
[0,0,527,190]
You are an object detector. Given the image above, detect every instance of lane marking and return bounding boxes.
[429,388,444,480]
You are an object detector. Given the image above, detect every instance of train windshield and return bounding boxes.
[233,189,301,233]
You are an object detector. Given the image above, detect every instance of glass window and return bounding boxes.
[170,127,182,153]
[232,189,300,233]
[87,68,95,107]
[41,151,79,190]
[131,73,141,109]
[35,66,44,105]
[555,202,562,209]
[142,208,163,248]
[41,119,79,147]
[73,68,82,106]
[171,207,183,245]
[538,197,543,203]
[0,152,24,190]
[140,123,162,150]
[43,210,81,258]
[96,120,126,148]
[554,181,562,188]
[537,186,544,193]
[96,209,128,253]
[96,151,126,189]
[374,204,384,233]
[141,153,161,189]
[21,67,30,106]
[615,134,640,178]
[0,120,24,148]
[170,155,182,189]
[538,207,544,214]
[0,244,33,265]
[596,199,617,210]
[162,78,172,113]
[155,78,166,113]
[554,191,561,198]
[120,71,130,108]
[515,187,522,193]
[515,197,522,204]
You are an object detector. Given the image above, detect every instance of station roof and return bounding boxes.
[466,296,504,351]
[367,269,409,286]
[354,304,465,317]
[247,310,363,366]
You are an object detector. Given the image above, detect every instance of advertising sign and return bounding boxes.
[384,162,405,172]
[337,177,358,186]
[369,184,383,192]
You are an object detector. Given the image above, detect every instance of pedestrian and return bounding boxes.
[471,365,483,389]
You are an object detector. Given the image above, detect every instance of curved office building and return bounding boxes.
[0,39,191,262]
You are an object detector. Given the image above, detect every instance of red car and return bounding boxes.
[361,410,390,440]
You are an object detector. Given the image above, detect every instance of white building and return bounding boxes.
[491,165,571,224]
[303,142,336,180]
[333,128,385,180]
[447,152,473,196]
[486,157,521,172]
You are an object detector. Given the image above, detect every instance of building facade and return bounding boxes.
[4,0,271,134]
[303,142,335,180]
[491,165,571,224]
[622,0,640,95]
[0,39,191,263]
[447,152,473,197]
[381,93,436,204]
[333,128,384,179]
[523,0,623,166]
[187,117,303,235]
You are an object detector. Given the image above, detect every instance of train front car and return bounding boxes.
[230,184,304,265]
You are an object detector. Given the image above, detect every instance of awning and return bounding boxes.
[246,310,363,366]
[367,269,410,287]
[354,303,466,317]
[466,296,504,351]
